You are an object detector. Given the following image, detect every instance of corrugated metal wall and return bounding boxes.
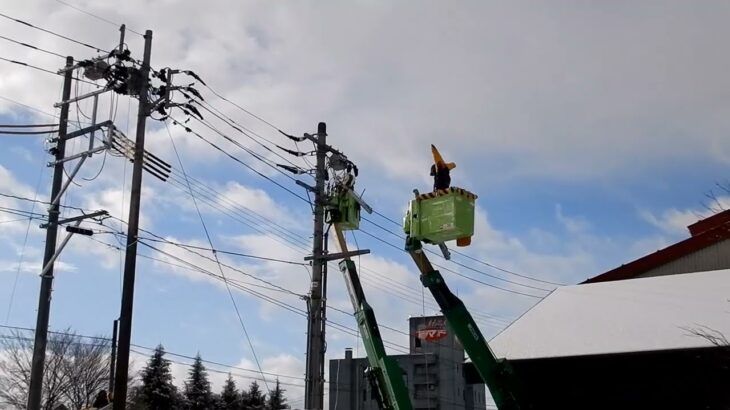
[638,240,730,278]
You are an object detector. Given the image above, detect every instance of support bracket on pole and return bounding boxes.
[39,220,81,278]
[296,180,316,192]
[40,210,108,229]
[58,121,114,142]
[53,88,110,108]
[305,249,370,262]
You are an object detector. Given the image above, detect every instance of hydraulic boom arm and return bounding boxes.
[407,239,523,410]
[333,225,413,410]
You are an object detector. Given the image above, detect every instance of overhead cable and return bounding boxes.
[191,100,310,172]
[164,126,272,392]
[168,117,310,203]
[356,229,547,299]
[0,34,67,59]
[138,236,308,266]
[53,0,144,36]
[0,55,101,87]
[368,210,568,286]
[0,12,109,53]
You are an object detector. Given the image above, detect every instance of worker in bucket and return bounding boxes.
[430,144,456,191]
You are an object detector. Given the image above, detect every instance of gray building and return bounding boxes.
[329,315,487,410]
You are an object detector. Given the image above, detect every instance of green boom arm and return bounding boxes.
[407,241,523,410]
[338,260,413,410]
[334,226,413,410]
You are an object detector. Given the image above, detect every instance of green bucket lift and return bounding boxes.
[403,187,477,245]
[327,190,361,231]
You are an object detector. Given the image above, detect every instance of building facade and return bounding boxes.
[486,209,730,408]
[329,315,487,410]
[583,209,730,283]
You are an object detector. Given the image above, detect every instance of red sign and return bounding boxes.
[416,318,448,342]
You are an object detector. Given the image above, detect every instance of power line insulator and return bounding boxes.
[276,144,307,157]
[277,164,307,175]
[279,129,306,142]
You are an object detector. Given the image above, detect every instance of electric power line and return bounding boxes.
[0,201,502,358]
[196,81,282,133]
[128,239,412,354]
[361,216,555,291]
[0,34,67,59]
[191,100,310,174]
[0,187,516,325]
[0,12,110,53]
[356,229,547,299]
[0,180,521,321]
[0,129,58,135]
[159,174,502,323]
[0,123,57,128]
[153,174,511,324]
[138,236,308,267]
[369,210,568,286]
[168,117,310,203]
[0,189,517,324]
[53,0,144,36]
[4,159,47,325]
[167,124,273,392]
[0,55,101,87]
[167,67,564,292]
[190,115,308,183]
[0,324,306,383]
[0,94,62,119]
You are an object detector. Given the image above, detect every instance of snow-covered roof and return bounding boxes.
[490,269,730,360]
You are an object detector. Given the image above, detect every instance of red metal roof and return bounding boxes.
[582,209,730,284]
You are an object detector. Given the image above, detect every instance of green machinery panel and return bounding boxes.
[404,188,476,243]
[328,191,361,230]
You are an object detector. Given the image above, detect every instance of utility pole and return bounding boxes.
[109,319,118,392]
[113,29,153,410]
[27,56,74,410]
[304,122,328,410]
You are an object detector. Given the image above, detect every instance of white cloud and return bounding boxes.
[3,3,729,407]
[4,1,730,185]
[639,196,730,237]
[0,259,76,274]
[217,182,294,227]
[555,204,591,234]
[82,185,158,231]
[468,207,594,285]
[144,233,308,322]
[0,164,39,235]
[640,208,698,237]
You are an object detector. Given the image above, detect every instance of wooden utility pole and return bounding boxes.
[304,122,328,410]
[113,29,153,410]
[26,56,74,410]
[109,319,118,392]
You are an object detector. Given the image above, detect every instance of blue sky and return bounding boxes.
[1,1,730,407]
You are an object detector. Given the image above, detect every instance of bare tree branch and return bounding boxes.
[0,329,111,410]
[681,324,729,347]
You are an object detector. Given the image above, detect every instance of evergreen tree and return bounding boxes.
[243,381,266,409]
[266,379,288,410]
[239,388,250,408]
[183,354,213,410]
[139,345,178,410]
[219,373,241,410]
